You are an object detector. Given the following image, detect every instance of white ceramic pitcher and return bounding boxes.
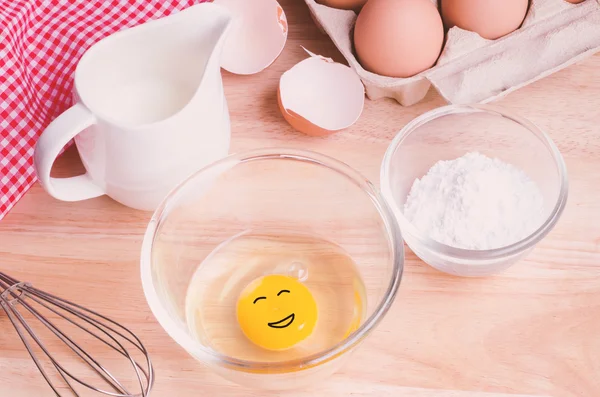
[34,3,232,211]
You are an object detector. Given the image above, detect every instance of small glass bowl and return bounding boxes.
[380,105,568,277]
[141,148,403,389]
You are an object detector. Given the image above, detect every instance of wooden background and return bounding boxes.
[1,1,599,396]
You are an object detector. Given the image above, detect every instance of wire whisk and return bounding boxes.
[0,271,154,396]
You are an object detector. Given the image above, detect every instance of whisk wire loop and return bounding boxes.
[0,272,154,397]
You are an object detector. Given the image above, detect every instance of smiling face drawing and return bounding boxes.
[236,274,318,351]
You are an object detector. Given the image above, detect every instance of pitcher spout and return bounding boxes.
[73,2,233,127]
[163,2,233,119]
[159,2,233,92]
[175,2,233,73]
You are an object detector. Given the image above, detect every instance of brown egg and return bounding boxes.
[354,0,444,78]
[441,0,529,40]
[316,0,368,10]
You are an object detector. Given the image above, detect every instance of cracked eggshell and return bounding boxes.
[217,0,288,75]
[278,51,365,137]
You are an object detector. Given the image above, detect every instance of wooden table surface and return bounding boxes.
[2,1,600,396]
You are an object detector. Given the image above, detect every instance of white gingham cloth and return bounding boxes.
[0,0,207,220]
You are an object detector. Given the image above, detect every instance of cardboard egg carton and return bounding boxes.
[304,0,600,105]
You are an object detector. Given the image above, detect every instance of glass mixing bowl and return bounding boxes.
[380,105,568,277]
[141,148,403,389]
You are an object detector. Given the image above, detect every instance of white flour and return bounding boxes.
[404,152,544,250]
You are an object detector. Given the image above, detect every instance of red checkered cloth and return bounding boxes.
[0,0,207,220]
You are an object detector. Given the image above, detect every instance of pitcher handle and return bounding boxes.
[34,104,105,201]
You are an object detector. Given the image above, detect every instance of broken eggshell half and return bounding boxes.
[278,49,365,136]
[216,0,288,75]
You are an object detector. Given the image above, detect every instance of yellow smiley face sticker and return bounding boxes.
[236,274,318,351]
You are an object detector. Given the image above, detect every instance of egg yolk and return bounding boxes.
[236,274,318,351]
